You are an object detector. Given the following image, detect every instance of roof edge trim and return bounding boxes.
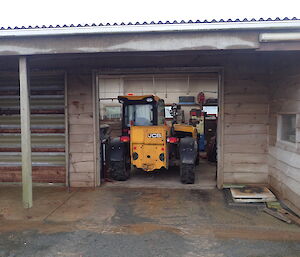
[1,20,300,38]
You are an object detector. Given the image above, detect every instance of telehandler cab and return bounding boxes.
[109,95,199,184]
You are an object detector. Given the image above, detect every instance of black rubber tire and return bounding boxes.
[180,163,195,184]
[110,161,130,181]
[195,153,200,166]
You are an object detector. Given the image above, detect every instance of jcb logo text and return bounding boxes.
[148,133,162,138]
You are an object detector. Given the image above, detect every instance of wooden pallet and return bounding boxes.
[230,187,276,203]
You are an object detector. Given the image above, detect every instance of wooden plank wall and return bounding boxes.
[223,67,270,184]
[68,72,95,187]
[0,72,66,183]
[268,69,300,212]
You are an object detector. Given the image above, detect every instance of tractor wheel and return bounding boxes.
[195,153,200,166]
[110,160,130,181]
[180,163,195,184]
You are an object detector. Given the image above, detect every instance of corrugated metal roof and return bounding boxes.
[1,17,299,30]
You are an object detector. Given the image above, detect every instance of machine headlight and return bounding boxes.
[146,97,153,102]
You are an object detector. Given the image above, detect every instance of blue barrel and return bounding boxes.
[199,134,205,151]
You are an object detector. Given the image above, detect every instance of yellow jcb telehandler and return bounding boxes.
[109,95,199,184]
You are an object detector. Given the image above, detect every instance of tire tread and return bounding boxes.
[180,163,195,184]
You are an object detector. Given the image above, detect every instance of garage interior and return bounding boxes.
[97,72,219,189]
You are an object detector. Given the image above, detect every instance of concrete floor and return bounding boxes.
[0,186,300,257]
[104,159,217,189]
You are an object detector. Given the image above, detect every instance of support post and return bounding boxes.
[19,56,32,208]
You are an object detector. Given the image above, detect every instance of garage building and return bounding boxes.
[0,18,299,214]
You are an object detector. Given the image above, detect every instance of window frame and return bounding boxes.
[277,113,298,149]
[104,105,122,120]
[157,99,166,125]
[124,103,154,127]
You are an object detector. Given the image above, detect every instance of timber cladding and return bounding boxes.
[0,72,66,183]
[67,73,95,187]
[268,68,300,212]
[223,75,269,184]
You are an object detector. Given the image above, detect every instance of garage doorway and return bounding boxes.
[96,69,223,189]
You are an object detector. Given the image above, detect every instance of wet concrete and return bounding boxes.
[0,186,300,257]
[104,159,217,190]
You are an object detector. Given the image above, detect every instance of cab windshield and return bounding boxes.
[125,104,153,126]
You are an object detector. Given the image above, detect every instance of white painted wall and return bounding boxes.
[98,74,218,123]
